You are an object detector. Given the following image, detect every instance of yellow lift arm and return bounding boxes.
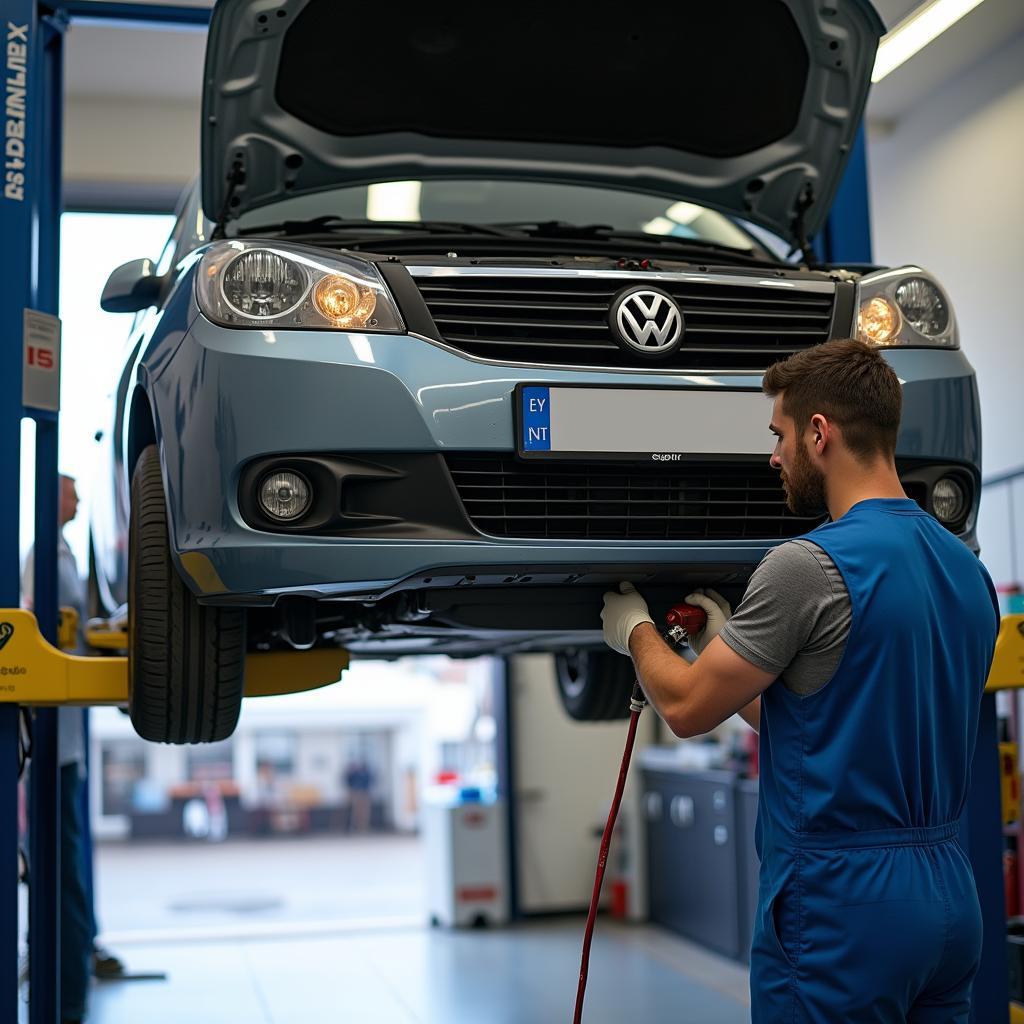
[0,607,349,706]
[1,608,1020,708]
[985,614,1024,692]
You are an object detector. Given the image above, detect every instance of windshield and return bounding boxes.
[233,179,770,254]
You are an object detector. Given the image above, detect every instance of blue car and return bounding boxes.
[91,0,979,743]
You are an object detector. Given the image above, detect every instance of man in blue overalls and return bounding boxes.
[601,339,999,1021]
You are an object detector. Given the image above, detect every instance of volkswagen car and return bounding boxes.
[90,0,981,743]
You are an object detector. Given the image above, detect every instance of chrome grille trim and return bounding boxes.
[408,266,837,372]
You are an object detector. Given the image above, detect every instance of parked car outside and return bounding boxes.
[91,0,981,742]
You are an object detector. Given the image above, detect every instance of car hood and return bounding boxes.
[202,0,884,246]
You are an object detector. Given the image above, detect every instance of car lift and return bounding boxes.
[0,2,1017,1021]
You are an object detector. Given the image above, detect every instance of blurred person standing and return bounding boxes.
[344,758,374,833]
[22,474,123,1023]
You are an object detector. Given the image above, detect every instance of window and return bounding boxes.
[185,738,235,783]
[100,740,147,816]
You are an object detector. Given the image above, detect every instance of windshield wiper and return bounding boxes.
[236,216,513,239]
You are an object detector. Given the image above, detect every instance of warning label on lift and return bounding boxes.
[23,309,61,412]
[4,21,29,202]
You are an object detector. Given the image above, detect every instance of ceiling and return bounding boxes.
[868,0,1024,122]
[62,0,1024,130]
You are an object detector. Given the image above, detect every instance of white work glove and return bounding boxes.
[683,588,733,655]
[601,582,655,656]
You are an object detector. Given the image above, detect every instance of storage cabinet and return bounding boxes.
[643,766,761,963]
[643,768,742,959]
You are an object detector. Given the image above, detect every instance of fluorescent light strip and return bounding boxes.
[872,0,987,82]
[366,180,422,222]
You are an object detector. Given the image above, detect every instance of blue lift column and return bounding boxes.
[1,0,65,1020]
[1,5,210,1020]
[27,6,66,1024]
[819,124,1009,1024]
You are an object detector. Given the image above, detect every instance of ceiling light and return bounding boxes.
[665,201,703,225]
[872,0,986,82]
[366,180,422,222]
[641,216,675,236]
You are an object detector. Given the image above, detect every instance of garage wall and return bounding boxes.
[867,31,1024,585]
[64,95,199,205]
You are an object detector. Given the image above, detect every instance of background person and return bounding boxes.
[22,474,126,1023]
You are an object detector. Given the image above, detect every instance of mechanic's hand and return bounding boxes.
[683,588,733,655]
[601,582,655,657]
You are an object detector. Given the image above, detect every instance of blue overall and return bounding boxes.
[750,498,1000,1022]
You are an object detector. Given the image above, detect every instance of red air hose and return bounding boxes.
[572,681,645,1024]
[572,602,707,1024]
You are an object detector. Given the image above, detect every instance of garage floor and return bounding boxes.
[86,918,751,1023]
[15,836,748,1021]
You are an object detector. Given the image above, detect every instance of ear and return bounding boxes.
[809,413,831,454]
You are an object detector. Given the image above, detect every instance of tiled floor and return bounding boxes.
[14,837,749,1022]
[85,918,750,1024]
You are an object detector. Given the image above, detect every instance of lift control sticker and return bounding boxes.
[23,308,61,412]
[4,21,28,202]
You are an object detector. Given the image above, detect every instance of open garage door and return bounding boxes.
[509,654,656,917]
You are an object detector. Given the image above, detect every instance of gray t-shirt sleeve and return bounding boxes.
[719,539,851,696]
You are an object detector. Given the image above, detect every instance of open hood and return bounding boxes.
[202,0,884,246]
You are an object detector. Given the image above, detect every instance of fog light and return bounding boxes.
[258,471,312,522]
[932,476,967,525]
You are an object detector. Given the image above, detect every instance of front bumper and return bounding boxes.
[149,305,982,602]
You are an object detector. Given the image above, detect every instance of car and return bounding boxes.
[90,0,980,743]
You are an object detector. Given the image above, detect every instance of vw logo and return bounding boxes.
[610,288,684,356]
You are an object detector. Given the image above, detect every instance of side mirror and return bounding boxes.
[100,258,163,313]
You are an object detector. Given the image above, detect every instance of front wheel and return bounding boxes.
[553,649,635,721]
[128,445,246,743]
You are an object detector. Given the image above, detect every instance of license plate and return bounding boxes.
[515,384,772,461]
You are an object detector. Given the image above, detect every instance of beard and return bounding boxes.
[780,439,827,517]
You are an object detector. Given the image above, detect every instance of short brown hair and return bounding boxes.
[762,339,902,461]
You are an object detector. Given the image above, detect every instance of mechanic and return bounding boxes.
[601,339,1000,1021]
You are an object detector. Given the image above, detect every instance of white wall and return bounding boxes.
[64,95,198,196]
[868,31,1024,584]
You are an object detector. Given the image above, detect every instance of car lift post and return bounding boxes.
[1,0,65,1019]
[0,4,210,1021]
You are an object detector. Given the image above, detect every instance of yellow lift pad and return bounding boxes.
[986,614,1024,692]
[0,608,349,706]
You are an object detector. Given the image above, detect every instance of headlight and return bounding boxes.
[196,240,404,332]
[223,250,307,319]
[857,296,901,346]
[894,278,949,337]
[932,476,967,525]
[855,267,957,349]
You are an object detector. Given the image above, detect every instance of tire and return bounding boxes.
[554,649,636,721]
[129,445,246,743]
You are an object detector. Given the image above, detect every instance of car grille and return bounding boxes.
[412,272,837,371]
[444,455,824,540]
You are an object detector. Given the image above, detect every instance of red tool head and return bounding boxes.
[665,603,708,635]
